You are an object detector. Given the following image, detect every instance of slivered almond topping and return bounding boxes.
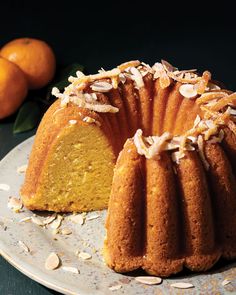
[0,184,10,191]
[86,213,100,221]
[31,216,44,226]
[129,67,144,89]
[161,59,177,72]
[62,266,79,274]
[170,282,194,289]
[90,81,113,92]
[179,84,198,99]
[135,276,162,285]
[69,214,85,225]
[78,252,92,260]
[118,60,140,71]
[17,164,28,173]
[222,279,231,286]
[18,241,30,252]
[171,151,185,164]
[19,216,31,223]
[209,92,236,112]
[45,252,60,270]
[61,228,72,235]
[50,215,63,229]
[43,213,57,225]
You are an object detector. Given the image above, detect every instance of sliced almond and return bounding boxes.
[45,252,60,270]
[61,266,79,274]
[19,216,32,223]
[50,215,63,229]
[179,84,198,99]
[109,284,122,291]
[90,81,113,92]
[69,214,84,225]
[135,276,162,285]
[8,197,23,211]
[31,215,44,226]
[43,213,57,225]
[170,282,194,289]
[18,240,30,253]
[78,252,92,260]
[17,164,28,173]
[86,214,100,221]
[0,184,10,191]
[222,279,231,286]
[61,228,72,235]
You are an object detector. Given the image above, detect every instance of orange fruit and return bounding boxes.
[0,57,28,119]
[0,38,56,89]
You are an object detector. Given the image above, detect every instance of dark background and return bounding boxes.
[0,1,236,294]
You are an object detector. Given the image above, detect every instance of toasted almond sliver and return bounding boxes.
[18,240,30,252]
[0,184,10,191]
[61,228,72,235]
[19,216,32,223]
[17,164,28,173]
[222,279,231,286]
[78,252,92,260]
[86,214,100,221]
[45,252,60,270]
[31,216,44,226]
[50,215,63,229]
[69,119,77,125]
[135,276,162,285]
[62,266,79,274]
[90,81,113,92]
[43,213,57,225]
[69,214,85,225]
[170,282,194,289]
[8,197,23,210]
[109,285,122,291]
[179,84,198,99]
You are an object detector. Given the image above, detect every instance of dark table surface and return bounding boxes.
[0,123,60,294]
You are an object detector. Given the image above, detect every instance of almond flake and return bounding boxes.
[8,197,23,211]
[31,215,44,226]
[86,214,100,221]
[17,164,28,173]
[78,252,92,260]
[45,253,60,270]
[0,184,10,191]
[69,214,85,225]
[222,279,231,286]
[18,240,30,253]
[135,276,162,285]
[179,84,198,99]
[83,116,96,124]
[43,213,57,225]
[61,228,72,235]
[50,215,63,229]
[61,266,79,274]
[90,81,113,92]
[170,282,194,289]
[109,285,122,291]
[19,216,32,223]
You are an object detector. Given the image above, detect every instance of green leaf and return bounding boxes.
[13,101,41,134]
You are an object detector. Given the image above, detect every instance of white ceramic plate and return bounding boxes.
[0,136,236,295]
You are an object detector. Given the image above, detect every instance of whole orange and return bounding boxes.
[0,38,56,89]
[0,57,28,119]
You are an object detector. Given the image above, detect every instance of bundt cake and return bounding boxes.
[21,59,236,276]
